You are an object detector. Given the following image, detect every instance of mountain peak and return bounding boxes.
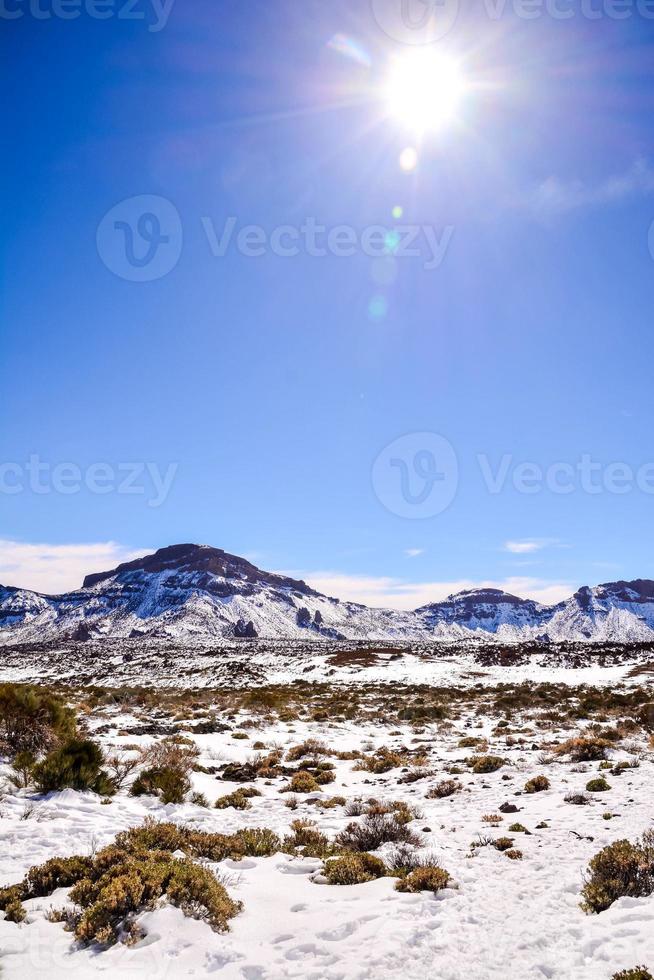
[82,543,316,596]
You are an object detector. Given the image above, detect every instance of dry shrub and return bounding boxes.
[336,814,420,852]
[524,775,550,793]
[426,779,462,799]
[556,737,612,762]
[286,770,320,794]
[131,736,199,804]
[611,969,653,980]
[283,819,331,858]
[565,792,591,806]
[286,739,329,761]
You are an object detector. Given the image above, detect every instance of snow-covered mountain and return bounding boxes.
[1,544,654,645]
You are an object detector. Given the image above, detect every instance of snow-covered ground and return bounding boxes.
[0,638,651,689]
[1,673,654,979]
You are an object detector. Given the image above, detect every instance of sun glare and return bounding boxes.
[385,51,465,134]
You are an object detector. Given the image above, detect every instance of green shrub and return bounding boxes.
[395,865,450,893]
[232,828,281,857]
[214,787,261,810]
[0,885,27,922]
[32,739,115,795]
[131,766,190,804]
[323,853,387,885]
[581,833,654,913]
[0,683,76,756]
[524,775,550,793]
[586,777,611,793]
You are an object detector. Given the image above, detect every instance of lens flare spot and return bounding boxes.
[368,295,388,321]
[399,147,418,172]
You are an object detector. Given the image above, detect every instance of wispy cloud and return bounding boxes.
[404,548,425,558]
[0,540,149,595]
[528,158,654,216]
[504,538,566,555]
[298,571,573,611]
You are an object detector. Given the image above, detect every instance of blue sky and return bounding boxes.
[3,1,654,605]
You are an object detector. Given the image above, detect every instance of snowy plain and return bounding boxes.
[1,653,654,980]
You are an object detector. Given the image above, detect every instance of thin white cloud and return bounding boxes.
[528,158,654,216]
[0,540,149,595]
[299,571,573,611]
[404,548,425,558]
[505,540,543,555]
[504,538,567,555]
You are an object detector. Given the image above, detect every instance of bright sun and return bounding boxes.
[385,51,465,134]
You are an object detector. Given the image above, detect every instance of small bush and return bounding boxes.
[586,777,611,793]
[0,683,76,756]
[323,853,387,885]
[354,746,407,774]
[508,823,530,834]
[556,737,611,762]
[469,755,505,774]
[32,739,115,796]
[232,827,281,857]
[286,771,320,794]
[565,792,591,806]
[524,775,550,793]
[131,766,190,804]
[582,832,654,914]
[395,865,450,893]
[0,823,243,941]
[336,814,419,853]
[611,968,653,980]
[283,819,331,858]
[286,739,329,761]
[426,779,461,799]
[505,849,523,861]
[214,787,261,810]
[493,837,515,852]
